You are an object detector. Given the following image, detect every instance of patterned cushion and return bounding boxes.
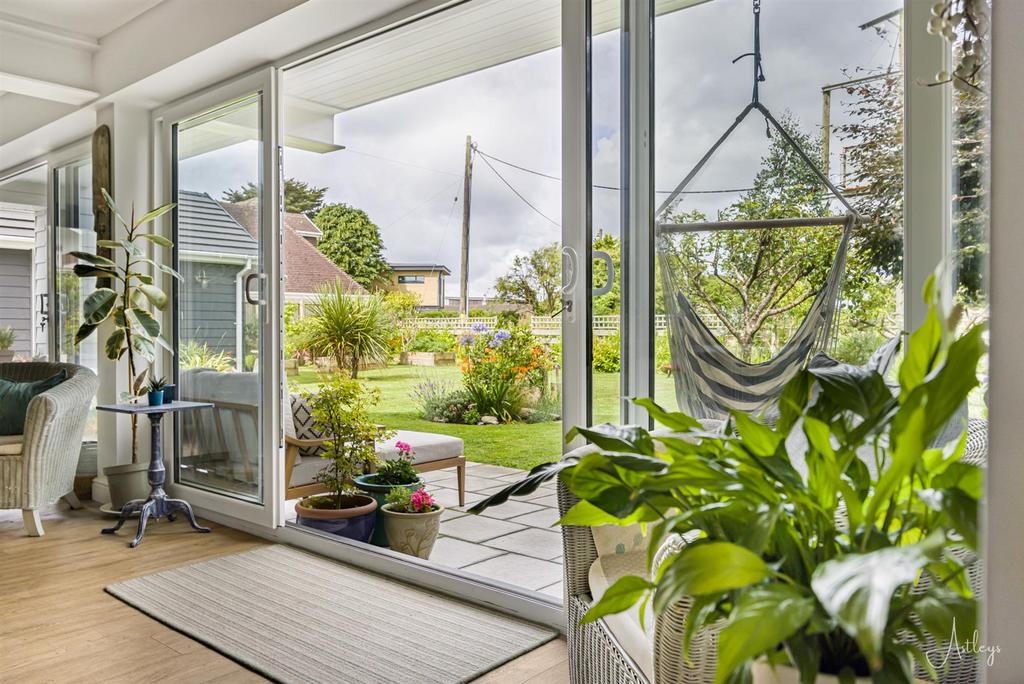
[290,394,327,461]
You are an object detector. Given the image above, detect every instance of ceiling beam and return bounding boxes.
[0,71,97,106]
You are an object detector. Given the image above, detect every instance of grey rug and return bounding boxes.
[106,544,557,683]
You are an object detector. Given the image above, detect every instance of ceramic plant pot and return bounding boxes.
[162,384,176,404]
[751,661,928,684]
[147,389,164,406]
[105,462,151,510]
[295,494,378,543]
[354,473,422,547]
[380,503,444,559]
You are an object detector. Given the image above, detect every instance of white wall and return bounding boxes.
[985,1,1024,678]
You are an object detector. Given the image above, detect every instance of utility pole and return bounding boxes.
[459,135,474,317]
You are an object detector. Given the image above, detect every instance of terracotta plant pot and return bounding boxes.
[380,503,444,559]
[295,494,377,544]
[105,462,151,510]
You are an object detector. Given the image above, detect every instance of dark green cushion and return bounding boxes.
[0,370,68,436]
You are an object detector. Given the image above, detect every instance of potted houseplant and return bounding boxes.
[71,189,179,510]
[146,376,167,406]
[0,326,15,363]
[380,486,444,559]
[294,377,386,543]
[355,440,421,546]
[470,278,985,683]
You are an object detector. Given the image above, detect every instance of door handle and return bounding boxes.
[244,272,266,306]
[592,250,614,297]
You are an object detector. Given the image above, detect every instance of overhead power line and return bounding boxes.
[476,151,561,228]
[474,148,755,195]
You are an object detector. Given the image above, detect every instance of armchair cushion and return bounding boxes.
[588,550,655,682]
[0,369,67,435]
[0,435,23,456]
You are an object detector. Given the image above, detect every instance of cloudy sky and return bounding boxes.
[182,0,900,300]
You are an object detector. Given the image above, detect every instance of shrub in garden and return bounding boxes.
[458,324,550,422]
[180,340,234,372]
[302,285,394,378]
[408,329,457,353]
[592,333,621,373]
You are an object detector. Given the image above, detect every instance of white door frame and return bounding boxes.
[153,67,283,529]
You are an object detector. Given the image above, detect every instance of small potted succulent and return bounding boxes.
[146,376,167,406]
[355,440,422,547]
[380,486,443,559]
[294,378,385,543]
[0,326,15,363]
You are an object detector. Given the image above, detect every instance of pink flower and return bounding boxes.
[395,440,414,457]
[410,487,436,513]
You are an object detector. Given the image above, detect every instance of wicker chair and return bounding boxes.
[0,362,99,536]
[558,419,988,684]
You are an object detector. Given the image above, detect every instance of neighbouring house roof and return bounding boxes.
[178,191,258,258]
[389,262,451,276]
[219,198,366,295]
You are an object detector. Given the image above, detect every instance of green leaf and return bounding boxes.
[137,232,174,249]
[82,288,118,325]
[467,458,576,514]
[811,534,944,669]
[137,284,169,310]
[899,290,942,395]
[100,188,130,229]
[715,584,816,684]
[131,334,155,363]
[134,202,175,228]
[633,397,701,432]
[921,324,985,440]
[72,263,118,280]
[95,240,123,249]
[810,362,892,418]
[914,588,976,649]
[865,405,926,526]
[777,369,812,433]
[104,328,126,361]
[559,499,653,527]
[567,424,656,455]
[126,307,160,337]
[730,411,782,457]
[74,322,98,344]
[941,488,978,547]
[654,542,770,612]
[70,250,118,269]
[580,575,653,624]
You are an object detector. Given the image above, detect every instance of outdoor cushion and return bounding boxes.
[288,429,465,488]
[588,551,654,682]
[0,369,67,436]
[0,435,23,456]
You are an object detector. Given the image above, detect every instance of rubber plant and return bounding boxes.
[470,275,986,683]
[72,188,179,462]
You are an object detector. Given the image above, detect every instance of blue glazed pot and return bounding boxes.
[354,473,422,547]
[295,494,377,544]
[162,384,176,404]
[147,390,164,406]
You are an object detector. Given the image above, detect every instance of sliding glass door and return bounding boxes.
[156,69,282,528]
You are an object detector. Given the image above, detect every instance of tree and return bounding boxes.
[223,177,327,218]
[836,69,988,303]
[313,203,391,289]
[660,118,850,361]
[495,243,562,315]
[301,286,393,378]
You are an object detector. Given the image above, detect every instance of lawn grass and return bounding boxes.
[289,365,674,471]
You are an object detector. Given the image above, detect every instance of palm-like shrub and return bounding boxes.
[302,285,393,378]
[0,326,15,351]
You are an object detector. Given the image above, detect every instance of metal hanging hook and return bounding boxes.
[732,0,768,129]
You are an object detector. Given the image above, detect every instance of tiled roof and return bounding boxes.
[178,191,257,258]
[219,198,366,295]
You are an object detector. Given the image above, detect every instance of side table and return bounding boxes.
[98,400,214,548]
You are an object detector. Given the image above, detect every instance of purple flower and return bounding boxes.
[458,334,475,346]
[492,329,512,347]
[470,322,490,333]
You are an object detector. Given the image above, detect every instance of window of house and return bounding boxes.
[398,275,425,284]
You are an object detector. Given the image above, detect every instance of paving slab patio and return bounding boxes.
[429,536,506,568]
[440,515,526,543]
[461,553,564,591]
[483,527,563,560]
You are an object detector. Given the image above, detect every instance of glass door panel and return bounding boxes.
[172,95,265,502]
[53,159,98,450]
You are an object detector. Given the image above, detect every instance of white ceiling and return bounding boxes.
[0,0,164,40]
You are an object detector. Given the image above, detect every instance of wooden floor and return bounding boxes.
[0,503,568,683]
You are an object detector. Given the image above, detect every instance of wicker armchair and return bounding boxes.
[558,420,988,684]
[0,362,99,536]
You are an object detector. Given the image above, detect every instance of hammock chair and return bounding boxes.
[656,0,859,420]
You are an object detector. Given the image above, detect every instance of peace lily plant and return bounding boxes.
[73,189,179,464]
[471,277,985,683]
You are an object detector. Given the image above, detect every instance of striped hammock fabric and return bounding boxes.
[659,217,853,420]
